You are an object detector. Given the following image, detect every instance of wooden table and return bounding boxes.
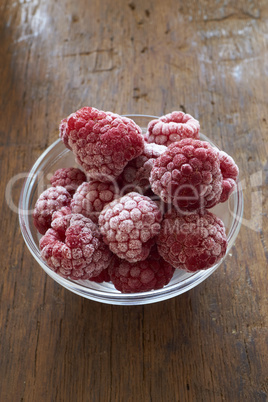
[1,0,267,401]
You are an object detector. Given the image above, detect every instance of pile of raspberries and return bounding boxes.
[33,107,239,293]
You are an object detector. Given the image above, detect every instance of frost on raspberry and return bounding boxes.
[109,246,175,293]
[145,111,200,146]
[33,186,72,235]
[150,138,223,212]
[157,209,227,272]
[50,167,87,195]
[218,151,239,203]
[119,142,167,194]
[98,192,163,263]
[39,213,112,280]
[59,107,145,181]
[71,180,120,223]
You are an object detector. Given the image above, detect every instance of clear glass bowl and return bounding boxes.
[19,115,243,305]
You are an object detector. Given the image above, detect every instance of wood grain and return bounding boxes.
[0,0,267,401]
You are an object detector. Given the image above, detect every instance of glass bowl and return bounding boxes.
[19,114,243,305]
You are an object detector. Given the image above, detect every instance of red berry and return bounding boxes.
[40,213,112,279]
[145,111,200,146]
[98,192,162,263]
[59,107,145,181]
[157,209,227,272]
[33,186,72,235]
[150,138,223,211]
[71,180,120,223]
[50,167,87,195]
[109,246,175,293]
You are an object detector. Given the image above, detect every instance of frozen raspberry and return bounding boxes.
[71,180,120,223]
[98,192,162,263]
[119,142,167,194]
[150,138,223,212]
[40,213,112,280]
[109,246,175,293]
[59,107,145,181]
[157,209,227,272]
[145,111,200,146]
[218,151,239,203]
[50,167,87,195]
[33,186,72,235]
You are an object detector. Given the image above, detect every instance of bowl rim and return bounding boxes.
[19,114,244,305]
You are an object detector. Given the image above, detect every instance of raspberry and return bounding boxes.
[218,151,239,203]
[145,111,200,146]
[50,167,87,195]
[119,142,167,194]
[98,192,162,263]
[40,213,112,280]
[59,107,145,181]
[33,186,72,235]
[150,138,223,212]
[156,209,227,272]
[109,246,175,293]
[71,180,120,223]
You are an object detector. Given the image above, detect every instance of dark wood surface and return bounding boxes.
[1,0,267,401]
